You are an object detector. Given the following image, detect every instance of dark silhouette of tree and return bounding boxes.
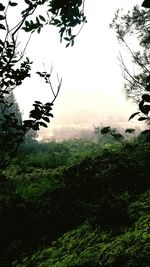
[0,0,86,172]
[111,3,150,127]
[0,92,22,169]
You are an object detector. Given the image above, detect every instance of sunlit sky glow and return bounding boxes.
[13,0,144,139]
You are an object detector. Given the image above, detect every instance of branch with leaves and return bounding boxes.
[111,3,150,131]
[0,0,86,172]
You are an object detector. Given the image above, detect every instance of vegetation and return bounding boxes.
[0,0,86,171]
[0,131,149,266]
[111,2,150,129]
[0,1,149,267]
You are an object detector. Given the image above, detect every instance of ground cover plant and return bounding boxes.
[0,132,150,266]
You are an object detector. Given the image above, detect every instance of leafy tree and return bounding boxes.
[110,3,150,125]
[0,91,22,169]
[0,0,86,172]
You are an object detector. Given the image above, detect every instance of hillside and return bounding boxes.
[0,136,150,266]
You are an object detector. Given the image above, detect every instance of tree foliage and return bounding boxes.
[0,0,86,172]
[111,3,150,129]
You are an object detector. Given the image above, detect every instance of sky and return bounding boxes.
[13,0,144,139]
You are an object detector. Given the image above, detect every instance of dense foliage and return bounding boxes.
[0,133,149,266]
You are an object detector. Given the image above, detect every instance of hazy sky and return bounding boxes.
[14,0,144,138]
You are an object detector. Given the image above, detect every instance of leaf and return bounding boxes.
[138,117,148,121]
[142,0,150,8]
[142,94,150,102]
[70,35,76,40]
[23,120,33,129]
[66,43,70,48]
[25,0,32,4]
[0,39,4,46]
[139,100,144,110]
[128,112,139,120]
[30,108,42,120]
[0,3,5,11]
[25,20,30,27]
[45,102,53,106]
[35,101,42,105]
[0,15,5,20]
[32,122,40,131]
[64,37,70,41]
[22,27,31,32]
[39,121,48,127]
[141,105,150,115]
[0,24,6,30]
[42,117,50,122]
[138,100,150,115]
[37,27,41,34]
[145,84,150,91]
[39,15,46,22]
[68,28,71,36]
[53,19,61,25]
[9,1,18,6]
[71,39,74,46]
[36,16,40,25]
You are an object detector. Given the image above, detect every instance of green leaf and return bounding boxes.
[70,35,76,40]
[37,27,41,34]
[64,37,70,41]
[141,105,150,115]
[66,43,70,48]
[9,1,18,6]
[42,117,50,122]
[0,39,4,46]
[35,101,42,105]
[0,15,5,20]
[0,23,6,30]
[39,121,48,127]
[128,112,139,121]
[25,0,32,5]
[36,16,40,25]
[0,3,5,11]
[39,15,46,22]
[68,28,71,36]
[142,94,150,102]
[32,122,40,131]
[25,20,30,27]
[138,117,148,121]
